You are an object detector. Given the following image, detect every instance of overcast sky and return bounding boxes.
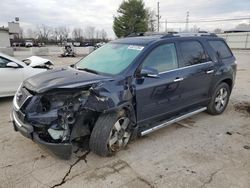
[1,0,250,38]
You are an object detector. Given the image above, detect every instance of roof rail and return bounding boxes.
[125,31,217,38]
[126,32,170,37]
[161,32,217,38]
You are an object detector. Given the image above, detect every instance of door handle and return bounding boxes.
[206,70,214,74]
[173,77,184,82]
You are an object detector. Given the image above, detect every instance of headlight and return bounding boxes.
[13,83,23,110]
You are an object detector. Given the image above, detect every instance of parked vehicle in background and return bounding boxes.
[73,42,81,47]
[0,53,53,97]
[11,32,236,159]
[25,40,33,48]
[94,42,106,50]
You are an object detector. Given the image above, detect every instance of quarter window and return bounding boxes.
[179,41,208,67]
[142,43,178,73]
[208,40,232,59]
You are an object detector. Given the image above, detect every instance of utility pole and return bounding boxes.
[165,19,168,32]
[185,11,189,32]
[156,2,160,32]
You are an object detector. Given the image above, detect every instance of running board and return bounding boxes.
[140,107,207,136]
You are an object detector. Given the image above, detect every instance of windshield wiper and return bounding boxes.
[76,67,99,74]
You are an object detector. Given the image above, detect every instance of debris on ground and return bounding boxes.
[234,102,250,116]
[243,145,250,150]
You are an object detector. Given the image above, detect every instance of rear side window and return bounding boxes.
[179,41,208,67]
[208,40,232,59]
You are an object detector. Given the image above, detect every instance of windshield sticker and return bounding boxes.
[128,45,144,51]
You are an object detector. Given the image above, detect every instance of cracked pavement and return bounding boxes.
[0,51,250,188]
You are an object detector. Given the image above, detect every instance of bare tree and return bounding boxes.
[190,25,200,33]
[95,29,101,39]
[72,27,83,41]
[36,24,52,43]
[214,28,222,34]
[147,8,157,32]
[53,28,60,42]
[25,28,37,39]
[84,26,95,39]
[18,27,24,39]
[100,29,107,40]
[59,26,70,42]
[53,26,70,43]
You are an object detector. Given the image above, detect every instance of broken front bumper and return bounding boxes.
[11,110,72,159]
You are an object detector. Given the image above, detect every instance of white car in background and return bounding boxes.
[0,53,53,97]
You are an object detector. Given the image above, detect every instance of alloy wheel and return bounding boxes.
[214,88,228,112]
[108,117,131,152]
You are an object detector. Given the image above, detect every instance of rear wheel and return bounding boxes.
[89,111,132,156]
[207,82,230,115]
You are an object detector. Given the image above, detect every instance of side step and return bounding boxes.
[140,107,207,136]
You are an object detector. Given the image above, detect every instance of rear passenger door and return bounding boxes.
[176,39,214,107]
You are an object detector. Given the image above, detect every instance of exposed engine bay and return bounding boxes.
[12,65,136,159]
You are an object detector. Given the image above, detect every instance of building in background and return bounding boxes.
[0,27,10,47]
[0,21,20,55]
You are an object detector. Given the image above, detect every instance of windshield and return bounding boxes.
[75,43,144,75]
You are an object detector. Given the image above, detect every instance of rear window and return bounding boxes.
[208,40,232,59]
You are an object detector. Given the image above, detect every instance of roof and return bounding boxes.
[112,32,218,45]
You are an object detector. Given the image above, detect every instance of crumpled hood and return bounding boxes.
[23,66,112,93]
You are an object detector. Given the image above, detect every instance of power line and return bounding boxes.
[160,17,250,24]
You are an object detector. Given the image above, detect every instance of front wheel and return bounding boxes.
[207,82,230,115]
[89,111,132,156]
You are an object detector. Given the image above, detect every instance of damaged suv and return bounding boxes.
[11,33,236,159]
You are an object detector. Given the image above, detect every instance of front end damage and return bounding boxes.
[11,80,131,159]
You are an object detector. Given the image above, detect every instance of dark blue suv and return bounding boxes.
[11,33,237,158]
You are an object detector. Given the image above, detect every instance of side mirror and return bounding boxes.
[6,62,19,68]
[140,67,159,78]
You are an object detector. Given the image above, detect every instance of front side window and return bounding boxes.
[179,41,208,67]
[0,56,10,68]
[142,43,178,73]
[76,43,143,75]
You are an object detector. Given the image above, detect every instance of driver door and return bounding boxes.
[135,43,184,123]
[0,56,23,96]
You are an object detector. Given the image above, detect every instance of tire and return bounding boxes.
[89,110,132,156]
[207,82,230,115]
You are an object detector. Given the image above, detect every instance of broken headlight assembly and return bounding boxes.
[36,90,91,142]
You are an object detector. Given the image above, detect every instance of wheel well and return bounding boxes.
[221,78,233,91]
